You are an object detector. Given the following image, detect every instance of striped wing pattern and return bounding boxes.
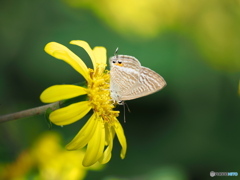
[121,66,166,100]
[109,55,166,102]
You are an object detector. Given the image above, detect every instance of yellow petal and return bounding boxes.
[49,101,91,126]
[70,40,107,71]
[98,126,115,164]
[40,85,87,103]
[93,46,107,74]
[93,46,107,65]
[66,113,98,150]
[114,120,127,159]
[103,124,111,146]
[82,117,105,167]
[44,42,90,81]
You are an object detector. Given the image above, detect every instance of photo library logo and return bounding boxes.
[210,171,238,177]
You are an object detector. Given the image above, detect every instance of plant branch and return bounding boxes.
[0,102,60,123]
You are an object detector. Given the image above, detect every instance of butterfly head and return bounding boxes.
[110,57,123,67]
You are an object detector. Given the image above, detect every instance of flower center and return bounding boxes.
[87,68,119,125]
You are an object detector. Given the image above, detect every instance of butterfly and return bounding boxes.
[109,51,166,105]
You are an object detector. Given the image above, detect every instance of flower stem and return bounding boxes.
[0,102,59,123]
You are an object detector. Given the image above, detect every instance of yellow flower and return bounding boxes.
[0,132,103,180]
[31,132,103,180]
[65,0,240,71]
[40,40,127,167]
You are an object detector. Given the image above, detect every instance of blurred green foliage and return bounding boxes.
[0,0,239,180]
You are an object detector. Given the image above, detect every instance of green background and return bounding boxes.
[0,0,239,179]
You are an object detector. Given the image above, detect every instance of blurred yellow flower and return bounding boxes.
[64,0,203,37]
[31,132,103,180]
[65,0,240,71]
[40,40,127,166]
[0,151,33,180]
[0,132,103,180]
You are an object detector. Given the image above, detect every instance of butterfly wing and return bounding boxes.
[120,66,167,101]
[110,55,142,101]
[110,55,166,102]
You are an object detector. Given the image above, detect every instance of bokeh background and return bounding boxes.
[0,0,240,179]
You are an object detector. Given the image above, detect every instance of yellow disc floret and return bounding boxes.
[87,67,119,125]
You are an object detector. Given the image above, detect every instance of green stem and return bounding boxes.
[0,102,59,123]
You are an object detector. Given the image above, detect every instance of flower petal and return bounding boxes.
[44,42,90,81]
[70,40,96,70]
[93,46,107,74]
[49,101,91,126]
[114,120,127,159]
[40,85,87,103]
[82,117,105,167]
[92,46,107,65]
[66,113,98,150]
[98,126,115,164]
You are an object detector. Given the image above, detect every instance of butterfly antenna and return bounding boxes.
[123,101,126,123]
[125,102,131,113]
[122,102,131,123]
[115,47,119,58]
